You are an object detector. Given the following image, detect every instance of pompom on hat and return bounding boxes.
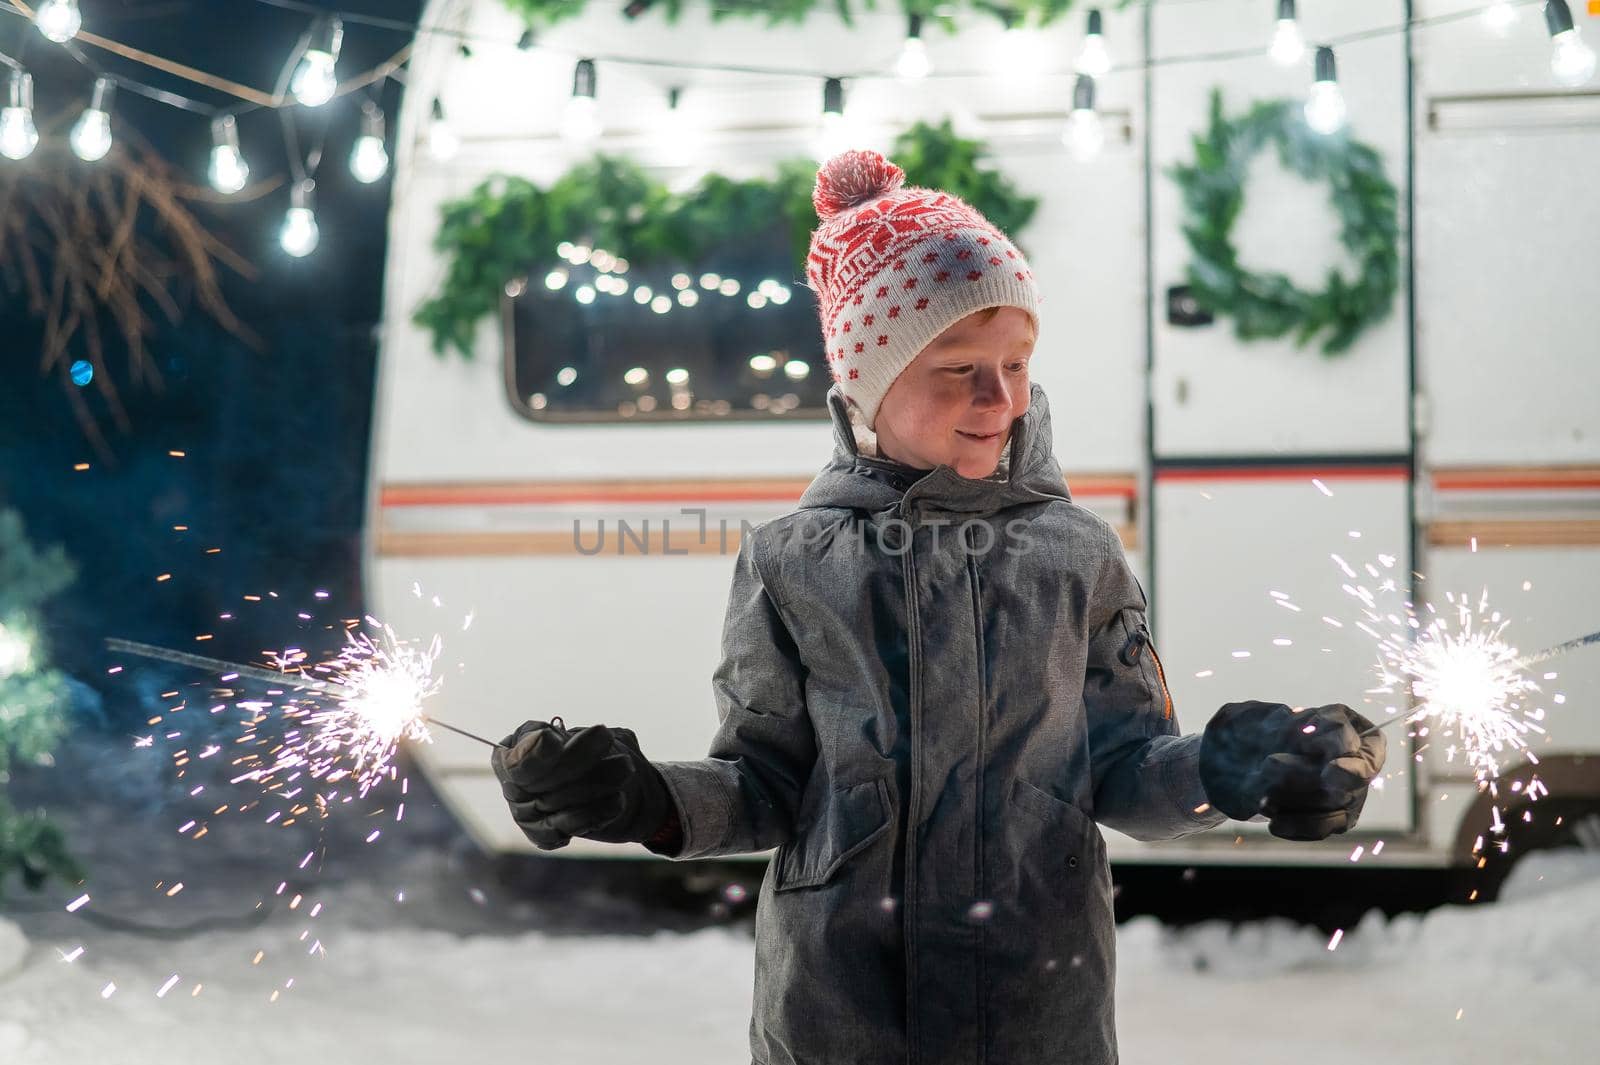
[805,148,1041,432]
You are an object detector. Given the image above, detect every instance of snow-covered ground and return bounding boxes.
[2,850,1596,1064]
[2,730,1596,1064]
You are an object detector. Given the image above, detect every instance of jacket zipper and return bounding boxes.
[966,531,987,1064]
[900,522,923,1065]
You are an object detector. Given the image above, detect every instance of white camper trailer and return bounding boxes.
[365,0,1600,879]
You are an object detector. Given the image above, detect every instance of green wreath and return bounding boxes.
[414,117,1037,358]
[1168,88,1399,356]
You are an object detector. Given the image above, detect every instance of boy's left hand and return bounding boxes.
[1198,700,1387,841]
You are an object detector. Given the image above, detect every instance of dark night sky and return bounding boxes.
[0,0,425,720]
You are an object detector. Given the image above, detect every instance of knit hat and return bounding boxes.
[805,148,1041,432]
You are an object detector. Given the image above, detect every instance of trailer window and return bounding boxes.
[503,242,829,423]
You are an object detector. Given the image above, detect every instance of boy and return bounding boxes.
[492,149,1387,1065]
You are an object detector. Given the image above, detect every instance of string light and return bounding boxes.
[1269,0,1306,67]
[280,178,320,258]
[1075,8,1111,78]
[426,97,458,160]
[563,58,601,142]
[0,70,40,162]
[208,115,249,193]
[34,0,82,44]
[816,76,851,158]
[1062,74,1104,161]
[350,100,389,182]
[999,10,1051,79]
[291,15,343,107]
[1545,0,1597,87]
[1304,45,1348,135]
[1482,1,1519,36]
[658,86,698,169]
[70,76,115,162]
[896,14,931,80]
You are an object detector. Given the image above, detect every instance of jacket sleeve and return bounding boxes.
[646,528,817,860]
[1084,522,1228,842]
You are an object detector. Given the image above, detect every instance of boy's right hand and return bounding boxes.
[491,720,632,850]
[490,719,671,851]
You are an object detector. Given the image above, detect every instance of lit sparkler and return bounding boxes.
[105,629,501,797]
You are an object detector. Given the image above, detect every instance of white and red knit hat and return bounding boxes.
[805,148,1041,432]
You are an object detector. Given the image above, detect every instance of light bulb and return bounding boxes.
[562,96,600,142]
[816,77,853,158]
[208,115,248,193]
[351,135,389,182]
[70,77,115,162]
[0,71,39,161]
[426,97,458,160]
[280,182,319,258]
[1076,9,1111,77]
[1482,2,1518,36]
[1547,1,1597,87]
[658,86,699,168]
[35,0,81,43]
[291,17,342,107]
[1551,29,1598,85]
[1062,75,1104,161]
[562,58,601,142]
[1270,21,1305,67]
[896,15,931,80]
[1304,46,1347,135]
[1001,22,1052,79]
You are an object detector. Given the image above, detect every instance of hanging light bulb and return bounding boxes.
[1269,0,1306,67]
[816,77,853,158]
[1304,46,1347,134]
[1546,0,1597,87]
[0,70,40,161]
[658,86,701,169]
[70,76,115,162]
[1062,74,1105,161]
[1482,1,1519,36]
[896,14,931,80]
[350,100,390,182]
[1076,9,1111,77]
[280,179,319,258]
[1000,10,1052,79]
[208,114,249,193]
[34,0,82,43]
[562,58,601,142]
[291,15,342,107]
[426,97,458,160]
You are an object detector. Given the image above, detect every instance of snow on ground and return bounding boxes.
[0,851,1595,1064]
[2,729,1595,1064]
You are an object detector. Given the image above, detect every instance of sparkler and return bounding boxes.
[105,635,501,751]
[1360,623,1598,749]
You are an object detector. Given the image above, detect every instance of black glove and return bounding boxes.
[1199,700,1387,842]
[490,718,673,851]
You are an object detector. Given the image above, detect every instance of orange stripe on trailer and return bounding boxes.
[381,473,1140,507]
[1154,466,1410,483]
[1433,466,1600,492]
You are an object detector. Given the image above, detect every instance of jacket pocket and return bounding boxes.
[773,775,892,891]
[1008,777,1103,857]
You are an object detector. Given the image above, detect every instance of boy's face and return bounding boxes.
[872,306,1036,479]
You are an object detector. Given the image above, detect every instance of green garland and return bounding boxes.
[502,0,1130,32]
[1167,88,1399,356]
[415,117,1038,358]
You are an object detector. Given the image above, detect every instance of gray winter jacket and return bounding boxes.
[651,380,1227,1065]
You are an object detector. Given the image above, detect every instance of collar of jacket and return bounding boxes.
[796,381,1073,521]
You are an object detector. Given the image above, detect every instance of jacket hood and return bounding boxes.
[797,381,1073,518]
